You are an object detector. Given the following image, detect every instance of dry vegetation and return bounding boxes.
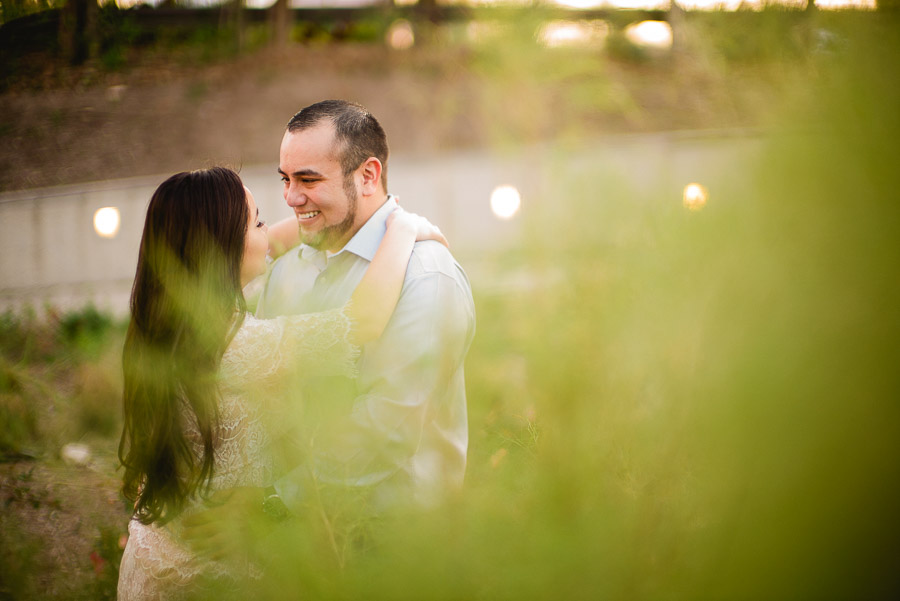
[0,11,814,192]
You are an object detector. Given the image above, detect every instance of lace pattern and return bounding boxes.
[118,306,358,600]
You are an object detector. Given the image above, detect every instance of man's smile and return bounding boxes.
[296,210,321,221]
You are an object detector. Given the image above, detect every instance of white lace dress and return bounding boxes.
[117,309,358,601]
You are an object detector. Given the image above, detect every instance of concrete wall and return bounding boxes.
[0,131,763,315]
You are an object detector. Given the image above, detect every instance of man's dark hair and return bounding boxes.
[287,99,389,191]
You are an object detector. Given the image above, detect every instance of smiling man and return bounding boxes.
[258,99,475,515]
[277,109,381,252]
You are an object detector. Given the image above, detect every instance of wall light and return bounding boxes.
[625,20,673,50]
[537,20,609,48]
[683,183,708,211]
[490,185,521,220]
[387,19,415,50]
[93,207,121,238]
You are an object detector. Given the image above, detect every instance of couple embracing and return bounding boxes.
[117,100,476,599]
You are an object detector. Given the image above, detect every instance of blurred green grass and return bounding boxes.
[318,14,898,600]
[1,306,125,458]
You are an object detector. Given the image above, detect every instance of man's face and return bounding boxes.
[278,123,360,252]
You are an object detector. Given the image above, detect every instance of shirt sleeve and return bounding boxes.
[275,260,475,512]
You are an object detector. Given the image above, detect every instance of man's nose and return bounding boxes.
[284,185,307,207]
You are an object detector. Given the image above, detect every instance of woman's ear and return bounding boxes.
[358,158,383,196]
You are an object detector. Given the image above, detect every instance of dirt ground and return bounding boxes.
[0,453,128,599]
[0,38,779,193]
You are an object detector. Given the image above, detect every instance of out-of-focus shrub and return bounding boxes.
[0,308,59,364]
[88,525,125,601]
[68,354,122,439]
[213,14,900,601]
[0,362,41,455]
[0,515,42,598]
[688,9,809,64]
[0,0,60,26]
[59,304,115,359]
[0,306,124,457]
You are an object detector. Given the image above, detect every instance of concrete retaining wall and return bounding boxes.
[0,131,763,315]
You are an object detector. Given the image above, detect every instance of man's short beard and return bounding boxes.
[301,174,358,250]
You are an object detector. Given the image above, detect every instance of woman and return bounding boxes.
[117,167,444,600]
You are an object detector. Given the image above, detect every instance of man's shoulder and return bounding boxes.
[407,241,468,282]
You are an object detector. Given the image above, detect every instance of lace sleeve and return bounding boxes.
[221,306,359,386]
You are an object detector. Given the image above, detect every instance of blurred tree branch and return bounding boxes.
[220,0,245,51]
[57,0,98,64]
[269,0,290,48]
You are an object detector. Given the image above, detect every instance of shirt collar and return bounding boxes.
[298,196,397,266]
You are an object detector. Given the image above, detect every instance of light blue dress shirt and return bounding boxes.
[256,198,476,511]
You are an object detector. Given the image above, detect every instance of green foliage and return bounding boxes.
[346,17,384,43]
[605,27,650,63]
[0,515,42,599]
[466,10,634,146]
[100,45,125,71]
[0,363,41,455]
[96,4,143,71]
[688,8,810,64]
[291,20,336,45]
[188,25,240,63]
[59,304,115,358]
[0,306,124,457]
[89,525,124,601]
[69,356,122,439]
[189,15,898,600]
[291,17,386,45]
[0,0,61,26]
[242,23,271,53]
[0,309,61,456]
[0,307,58,364]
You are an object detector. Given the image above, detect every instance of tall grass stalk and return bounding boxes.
[215,15,899,600]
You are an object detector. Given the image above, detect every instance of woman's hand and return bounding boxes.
[349,207,447,345]
[181,486,268,561]
[387,208,449,248]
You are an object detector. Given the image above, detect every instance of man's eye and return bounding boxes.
[280,176,288,183]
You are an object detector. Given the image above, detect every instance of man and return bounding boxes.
[184,100,474,550]
[262,99,475,512]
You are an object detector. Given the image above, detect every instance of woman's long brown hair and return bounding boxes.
[119,167,249,524]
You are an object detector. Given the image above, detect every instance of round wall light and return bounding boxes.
[683,183,708,211]
[490,185,522,220]
[93,207,121,238]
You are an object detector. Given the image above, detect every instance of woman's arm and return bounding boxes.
[224,210,446,386]
[347,210,447,346]
[267,215,301,260]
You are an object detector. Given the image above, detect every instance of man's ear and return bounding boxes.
[358,157,382,196]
